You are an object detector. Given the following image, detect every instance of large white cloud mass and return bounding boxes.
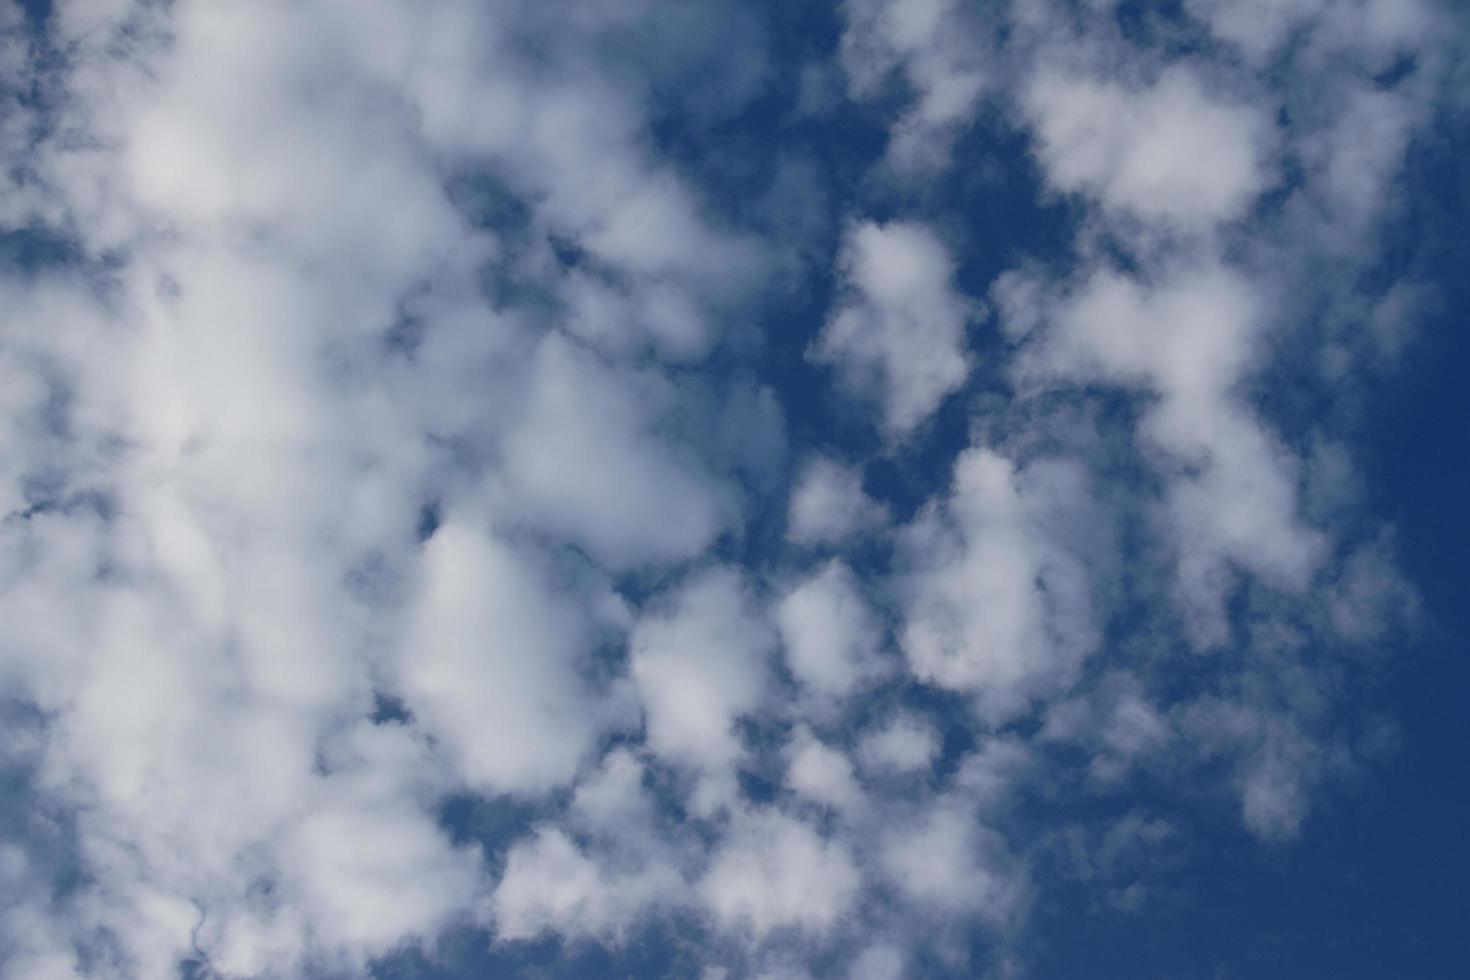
[0,0,1459,977]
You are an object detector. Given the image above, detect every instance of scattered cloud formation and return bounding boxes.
[0,0,1461,978]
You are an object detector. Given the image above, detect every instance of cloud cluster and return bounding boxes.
[0,0,1458,977]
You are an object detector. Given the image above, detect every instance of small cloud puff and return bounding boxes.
[1024,66,1271,228]
[811,220,976,438]
[786,456,888,546]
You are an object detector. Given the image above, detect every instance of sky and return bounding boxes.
[0,1,1467,978]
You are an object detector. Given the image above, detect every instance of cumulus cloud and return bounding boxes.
[701,809,861,938]
[0,0,1456,976]
[900,449,1102,722]
[630,567,775,779]
[880,806,1022,922]
[1021,264,1327,641]
[495,334,732,569]
[279,796,484,960]
[1184,0,1438,68]
[1023,65,1272,227]
[491,827,680,943]
[776,559,887,699]
[399,520,618,795]
[858,714,942,775]
[811,220,976,437]
[786,728,864,811]
[840,0,991,171]
[786,456,888,546]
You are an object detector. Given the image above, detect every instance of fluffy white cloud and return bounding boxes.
[786,727,864,810]
[900,449,1102,722]
[840,0,990,171]
[701,809,861,938]
[0,2,776,972]
[1184,0,1437,67]
[570,748,659,842]
[1024,66,1271,227]
[776,559,887,699]
[630,567,775,775]
[858,714,941,774]
[811,220,975,437]
[1184,0,1323,64]
[1294,81,1423,242]
[0,0,1453,974]
[879,806,1021,922]
[495,333,732,569]
[786,456,888,546]
[398,520,618,795]
[279,799,483,960]
[1028,264,1328,641]
[491,827,681,943]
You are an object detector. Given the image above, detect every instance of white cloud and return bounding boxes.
[1176,700,1324,842]
[786,456,888,546]
[1184,0,1438,68]
[858,715,941,775]
[811,220,975,437]
[0,0,1453,974]
[1294,81,1422,242]
[561,271,715,362]
[570,748,658,842]
[840,0,990,171]
[491,827,680,943]
[1239,742,1312,840]
[1024,66,1271,227]
[630,567,775,775]
[2,0,783,967]
[701,809,861,938]
[1182,0,1323,66]
[495,333,732,570]
[1042,679,1172,785]
[786,728,864,811]
[879,807,1021,922]
[849,943,907,980]
[398,520,616,795]
[776,559,887,699]
[900,449,1101,722]
[281,800,483,960]
[1028,264,1328,642]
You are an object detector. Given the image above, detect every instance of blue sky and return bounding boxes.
[0,1,1467,978]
